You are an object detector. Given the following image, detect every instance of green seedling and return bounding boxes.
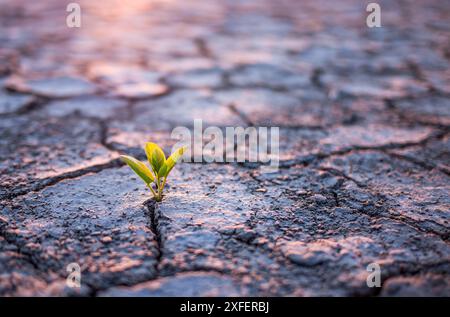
[120,143,185,202]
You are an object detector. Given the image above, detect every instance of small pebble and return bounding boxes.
[101,236,113,244]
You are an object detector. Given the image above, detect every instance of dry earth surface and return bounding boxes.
[0,0,449,296]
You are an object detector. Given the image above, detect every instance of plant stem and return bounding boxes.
[157,177,163,201]
[146,183,158,200]
[148,176,166,202]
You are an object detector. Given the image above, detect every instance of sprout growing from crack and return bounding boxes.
[120,143,185,202]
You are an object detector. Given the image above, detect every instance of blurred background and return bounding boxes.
[0,0,449,297]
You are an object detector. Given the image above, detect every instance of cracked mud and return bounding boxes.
[0,0,449,296]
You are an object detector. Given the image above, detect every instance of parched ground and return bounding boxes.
[0,0,449,296]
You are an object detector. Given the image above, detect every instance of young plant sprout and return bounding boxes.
[120,142,185,202]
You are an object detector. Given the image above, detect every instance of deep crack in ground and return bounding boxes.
[0,0,449,297]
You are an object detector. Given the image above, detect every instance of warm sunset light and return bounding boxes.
[0,0,448,310]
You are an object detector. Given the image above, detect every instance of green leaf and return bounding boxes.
[159,146,185,177]
[120,155,155,184]
[145,142,166,175]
